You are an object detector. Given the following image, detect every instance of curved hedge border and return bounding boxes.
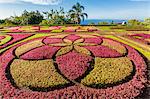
[0,34,147,98]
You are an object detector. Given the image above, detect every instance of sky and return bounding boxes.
[0,0,149,19]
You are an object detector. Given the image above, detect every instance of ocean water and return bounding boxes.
[80,19,128,25]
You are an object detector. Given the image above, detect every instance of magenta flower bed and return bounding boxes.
[3,26,99,33]
[43,37,63,44]
[49,26,61,30]
[11,29,24,33]
[64,29,76,32]
[88,28,98,32]
[64,34,81,42]
[84,37,102,44]
[56,50,92,80]
[0,34,33,48]
[127,33,150,45]
[32,26,40,30]
[0,34,147,98]
[20,45,61,59]
[132,33,150,38]
[8,26,21,30]
[0,36,5,40]
[36,30,51,33]
[84,45,122,57]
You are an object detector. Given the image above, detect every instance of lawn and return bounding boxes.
[0,26,149,98]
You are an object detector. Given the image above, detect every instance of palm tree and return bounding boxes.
[69,2,88,24]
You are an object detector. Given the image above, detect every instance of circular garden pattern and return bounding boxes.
[0,34,147,98]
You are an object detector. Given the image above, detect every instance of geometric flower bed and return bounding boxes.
[0,26,98,33]
[0,34,147,98]
[125,33,150,46]
[0,34,34,49]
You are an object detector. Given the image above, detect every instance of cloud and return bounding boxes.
[0,0,17,3]
[20,0,63,5]
[0,0,63,5]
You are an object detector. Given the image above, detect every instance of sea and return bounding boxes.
[80,19,143,25]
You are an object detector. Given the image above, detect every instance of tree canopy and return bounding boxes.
[1,3,88,26]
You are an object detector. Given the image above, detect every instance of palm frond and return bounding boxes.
[82,13,88,18]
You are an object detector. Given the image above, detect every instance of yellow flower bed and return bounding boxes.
[102,39,127,55]
[10,59,69,88]
[81,57,133,86]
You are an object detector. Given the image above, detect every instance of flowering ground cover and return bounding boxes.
[124,34,150,46]
[0,34,34,49]
[0,32,149,98]
[0,26,98,33]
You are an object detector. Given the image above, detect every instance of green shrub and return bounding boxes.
[98,22,109,25]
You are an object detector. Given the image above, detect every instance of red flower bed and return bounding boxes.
[0,35,147,98]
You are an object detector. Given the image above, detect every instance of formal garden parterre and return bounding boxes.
[125,33,150,46]
[0,29,149,98]
[0,26,98,33]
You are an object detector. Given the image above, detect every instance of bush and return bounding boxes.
[88,22,95,25]
[98,22,109,25]
[128,19,141,26]
[39,20,49,26]
[125,26,149,31]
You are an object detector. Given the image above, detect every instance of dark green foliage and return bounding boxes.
[20,10,43,25]
[128,19,141,26]
[3,10,44,26]
[98,22,109,25]
[0,19,5,24]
